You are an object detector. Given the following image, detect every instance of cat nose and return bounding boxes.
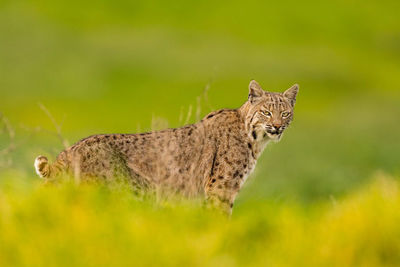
[273,124,282,130]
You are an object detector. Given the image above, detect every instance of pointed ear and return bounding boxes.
[248,80,264,103]
[283,84,299,106]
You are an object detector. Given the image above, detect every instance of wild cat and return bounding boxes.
[35,80,298,214]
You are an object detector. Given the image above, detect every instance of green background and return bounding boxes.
[1,1,400,266]
[1,0,399,206]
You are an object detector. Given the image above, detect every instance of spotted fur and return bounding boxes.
[34,80,299,214]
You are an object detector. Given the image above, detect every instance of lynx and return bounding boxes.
[35,80,299,214]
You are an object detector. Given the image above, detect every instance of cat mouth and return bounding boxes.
[264,132,281,140]
[266,130,282,135]
[265,128,283,139]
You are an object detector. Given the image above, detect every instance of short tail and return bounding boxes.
[34,155,65,178]
[34,156,51,178]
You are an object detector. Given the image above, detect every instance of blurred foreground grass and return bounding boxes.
[0,172,399,267]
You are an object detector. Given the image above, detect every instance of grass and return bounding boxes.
[0,172,399,266]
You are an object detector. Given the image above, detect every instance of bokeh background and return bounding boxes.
[0,0,400,265]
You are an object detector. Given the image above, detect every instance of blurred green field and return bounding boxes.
[0,0,400,265]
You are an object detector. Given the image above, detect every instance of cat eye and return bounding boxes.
[282,112,290,118]
[262,111,272,117]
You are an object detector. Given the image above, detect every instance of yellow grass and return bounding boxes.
[0,172,399,266]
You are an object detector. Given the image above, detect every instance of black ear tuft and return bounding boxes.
[248,80,264,103]
[283,84,299,106]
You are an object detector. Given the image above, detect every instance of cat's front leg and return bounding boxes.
[204,176,240,216]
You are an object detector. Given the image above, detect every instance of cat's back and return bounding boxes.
[201,109,245,140]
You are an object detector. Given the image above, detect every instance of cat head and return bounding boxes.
[246,80,299,141]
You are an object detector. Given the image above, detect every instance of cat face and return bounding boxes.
[247,80,298,141]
